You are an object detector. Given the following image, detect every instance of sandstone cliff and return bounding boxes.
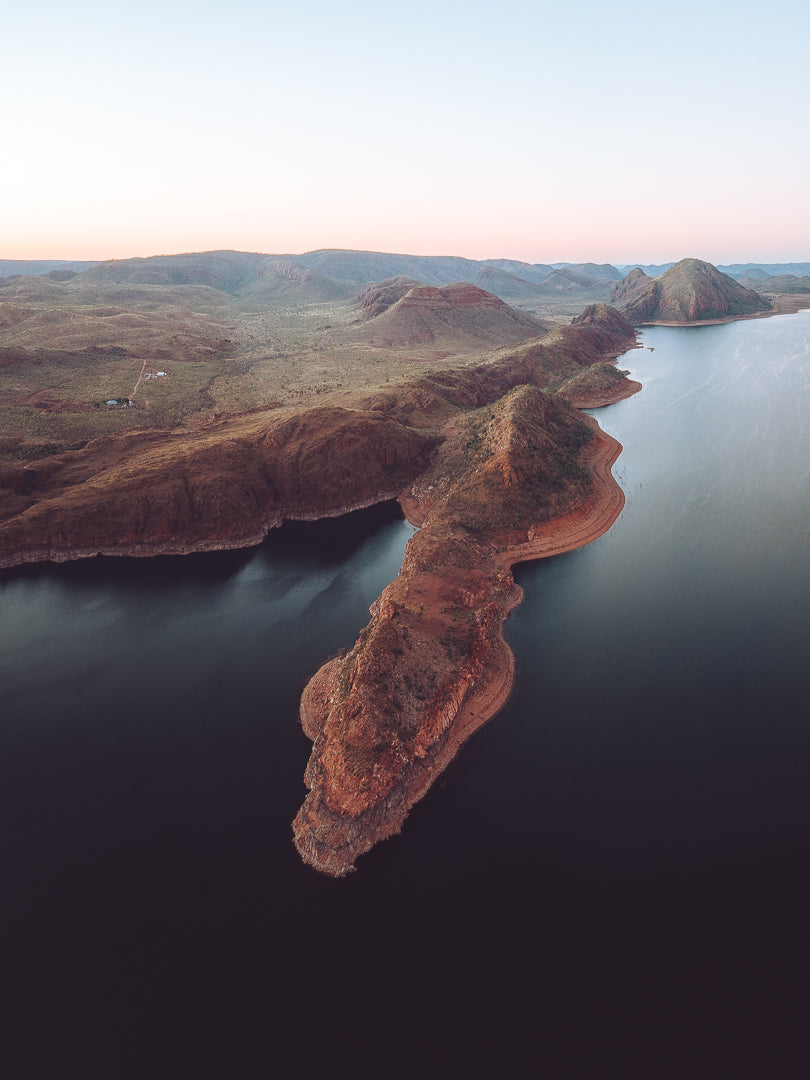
[0,408,438,566]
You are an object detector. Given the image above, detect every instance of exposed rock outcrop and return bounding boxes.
[293,385,628,875]
[291,310,639,875]
[610,268,659,322]
[0,408,439,566]
[357,277,422,318]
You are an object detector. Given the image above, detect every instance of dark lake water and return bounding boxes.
[2,311,809,1077]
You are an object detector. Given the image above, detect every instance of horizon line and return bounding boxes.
[2,248,809,268]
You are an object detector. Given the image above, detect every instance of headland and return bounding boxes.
[291,332,637,874]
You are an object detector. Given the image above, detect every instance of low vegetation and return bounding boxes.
[0,257,635,479]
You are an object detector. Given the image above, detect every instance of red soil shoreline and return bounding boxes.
[293,406,632,876]
[397,422,627,812]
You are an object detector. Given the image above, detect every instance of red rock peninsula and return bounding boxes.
[292,309,640,875]
[293,390,628,875]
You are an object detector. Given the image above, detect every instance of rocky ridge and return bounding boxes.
[293,383,629,875]
[0,307,638,568]
[291,311,639,874]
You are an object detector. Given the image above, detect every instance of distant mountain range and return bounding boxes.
[2,250,809,306]
[0,259,102,278]
[617,261,810,280]
[0,251,621,305]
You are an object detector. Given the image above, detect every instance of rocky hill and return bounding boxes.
[79,250,266,291]
[470,266,549,299]
[238,259,354,303]
[350,282,548,349]
[611,267,659,320]
[357,277,423,318]
[612,258,772,323]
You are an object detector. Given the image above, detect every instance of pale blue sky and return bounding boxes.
[3,0,808,263]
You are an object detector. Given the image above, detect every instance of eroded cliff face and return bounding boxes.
[351,281,548,348]
[292,385,628,875]
[0,406,439,567]
[294,528,520,874]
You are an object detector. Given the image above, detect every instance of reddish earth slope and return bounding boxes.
[293,386,628,875]
[0,407,438,566]
[0,307,638,570]
[350,282,548,348]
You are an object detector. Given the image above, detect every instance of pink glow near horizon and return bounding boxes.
[4,0,809,268]
[6,223,806,270]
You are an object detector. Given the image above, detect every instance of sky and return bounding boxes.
[3,0,809,265]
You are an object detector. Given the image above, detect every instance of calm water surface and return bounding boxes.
[2,312,809,1077]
